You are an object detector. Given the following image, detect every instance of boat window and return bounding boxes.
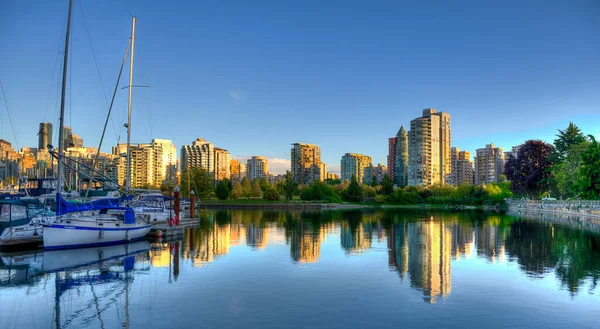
[45,198,57,212]
[26,180,39,189]
[42,180,57,189]
[0,204,10,222]
[11,205,27,220]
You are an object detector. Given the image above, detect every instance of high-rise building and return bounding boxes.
[246,156,268,181]
[113,138,177,187]
[408,108,451,186]
[230,159,246,182]
[72,134,83,148]
[474,144,505,185]
[214,148,231,181]
[291,143,326,184]
[151,139,177,184]
[387,137,396,183]
[364,163,388,184]
[447,147,473,186]
[396,126,408,187]
[38,122,52,150]
[180,138,215,175]
[340,153,372,183]
[62,126,74,149]
[388,126,409,187]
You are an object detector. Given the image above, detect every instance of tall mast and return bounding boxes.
[125,17,136,191]
[57,0,73,195]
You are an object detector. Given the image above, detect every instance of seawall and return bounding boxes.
[507,199,600,220]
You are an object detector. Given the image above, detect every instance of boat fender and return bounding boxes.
[126,230,130,241]
[99,229,104,239]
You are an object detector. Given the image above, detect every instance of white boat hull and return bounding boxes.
[0,224,43,246]
[43,219,152,250]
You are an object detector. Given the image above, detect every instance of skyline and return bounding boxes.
[1,0,599,174]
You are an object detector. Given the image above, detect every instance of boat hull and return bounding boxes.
[43,221,152,250]
[0,225,43,247]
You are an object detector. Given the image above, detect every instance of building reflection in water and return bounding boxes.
[287,220,321,263]
[247,222,269,250]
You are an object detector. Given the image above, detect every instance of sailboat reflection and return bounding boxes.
[49,240,150,329]
[1,241,150,328]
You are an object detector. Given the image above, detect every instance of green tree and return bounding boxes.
[553,141,590,198]
[251,180,263,198]
[241,177,251,197]
[282,171,298,200]
[180,167,214,199]
[230,182,243,199]
[263,188,280,201]
[578,135,600,199]
[344,174,363,202]
[258,177,271,192]
[215,180,230,200]
[160,181,174,195]
[370,175,377,187]
[381,174,394,195]
[554,122,587,161]
[300,181,340,202]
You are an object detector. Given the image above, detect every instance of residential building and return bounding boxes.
[151,139,177,184]
[447,147,473,186]
[72,134,83,148]
[246,156,268,181]
[407,108,451,186]
[364,163,388,184]
[230,159,246,182]
[340,153,372,183]
[387,137,396,183]
[396,126,408,187]
[474,144,505,185]
[214,148,231,181]
[291,143,326,184]
[113,138,177,187]
[388,125,409,187]
[326,172,340,181]
[180,138,215,175]
[0,140,19,182]
[62,126,74,148]
[38,122,52,150]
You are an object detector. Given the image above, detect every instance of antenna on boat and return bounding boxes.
[56,0,73,197]
[125,16,136,192]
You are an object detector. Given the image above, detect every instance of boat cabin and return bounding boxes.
[19,178,57,197]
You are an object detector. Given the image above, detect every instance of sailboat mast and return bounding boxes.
[56,0,73,194]
[125,17,136,191]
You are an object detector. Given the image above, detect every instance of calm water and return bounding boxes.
[1,209,599,329]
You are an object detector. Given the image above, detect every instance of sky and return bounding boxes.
[0,0,599,174]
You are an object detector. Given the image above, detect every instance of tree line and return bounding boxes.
[504,122,600,199]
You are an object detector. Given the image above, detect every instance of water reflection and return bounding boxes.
[1,209,599,328]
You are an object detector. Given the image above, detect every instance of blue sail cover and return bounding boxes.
[55,193,123,216]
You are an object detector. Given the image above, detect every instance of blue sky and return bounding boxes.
[1,0,599,174]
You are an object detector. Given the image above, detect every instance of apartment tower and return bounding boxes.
[290,143,326,184]
[407,108,451,186]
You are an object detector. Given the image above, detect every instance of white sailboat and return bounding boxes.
[43,2,151,250]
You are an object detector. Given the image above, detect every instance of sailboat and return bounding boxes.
[43,1,151,250]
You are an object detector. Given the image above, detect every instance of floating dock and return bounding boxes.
[147,218,200,239]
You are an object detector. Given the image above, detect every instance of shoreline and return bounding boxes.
[196,202,496,211]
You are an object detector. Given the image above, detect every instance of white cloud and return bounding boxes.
[228,91,246,103]
[327,165,340,175]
